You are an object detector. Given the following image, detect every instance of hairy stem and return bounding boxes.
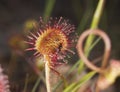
[45,61,51,92]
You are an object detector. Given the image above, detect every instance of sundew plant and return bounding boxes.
[0,0,120,92]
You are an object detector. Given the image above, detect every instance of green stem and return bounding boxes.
[43,0,56,21]
[32,71,46,92]
[86,0,105,52]
[77,0,94,34]
[91,0,105,29]
[32,77,41,92]
[23,74,29,92]
[78,0,105,73]
[45,61,51,92]
[85,0,105,51]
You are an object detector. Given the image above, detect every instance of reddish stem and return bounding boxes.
[76,29,111,73]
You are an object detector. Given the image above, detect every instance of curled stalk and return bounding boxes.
[76,29,111,73]
[77,29,112,92]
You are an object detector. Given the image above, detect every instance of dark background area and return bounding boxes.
[0,0,120,57]
[0,0,120,92]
